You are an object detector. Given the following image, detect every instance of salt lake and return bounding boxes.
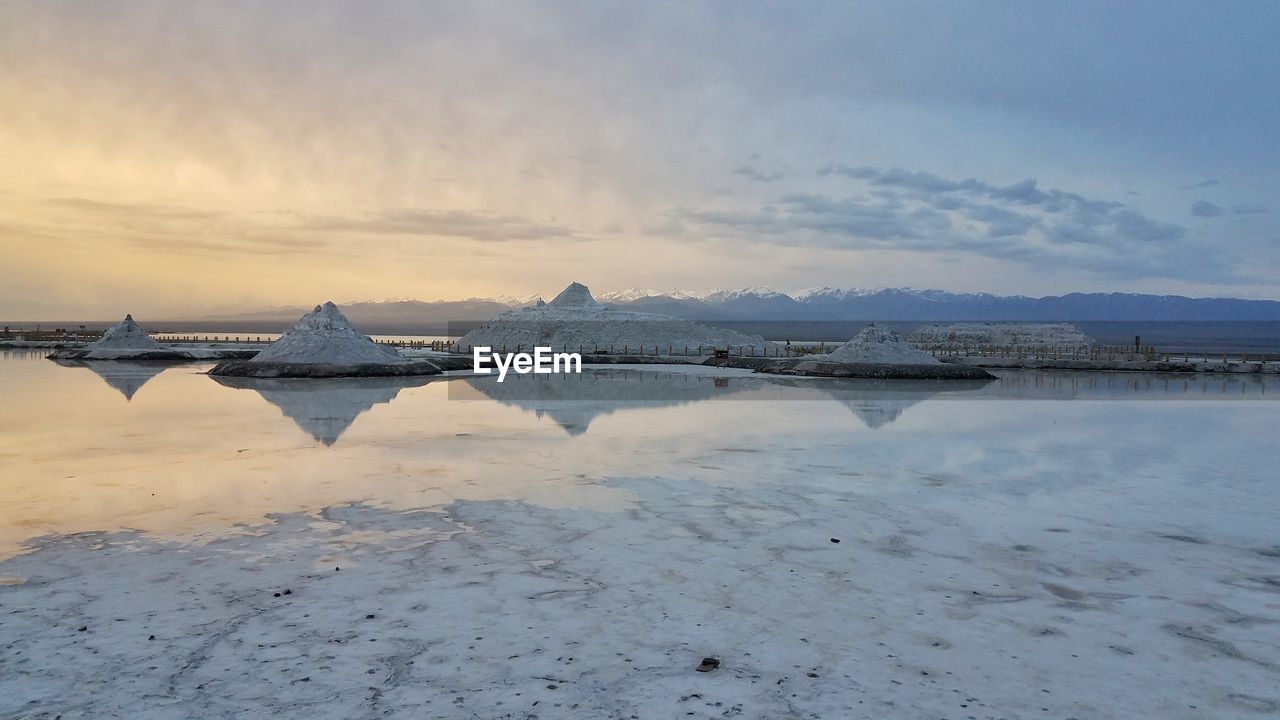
[1,349,1277,718]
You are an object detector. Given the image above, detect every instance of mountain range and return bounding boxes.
[145,287,1280,338]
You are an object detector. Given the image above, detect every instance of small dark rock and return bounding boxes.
[830,538,840,544]
[696,657,720,672]
[148,635,155,641]
[366,614,376,619]
[78,626,87,632]
[273,592,281,597]
[283,589,292,595]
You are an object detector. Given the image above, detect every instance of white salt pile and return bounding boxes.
[458,282,770,353]
[48,314,259,361]
[210,302,439,377]
[91,314,164,350]
[251,302,405,365]
[910,322,1094,349]
[547,281,603,308]
[819,324,942,365]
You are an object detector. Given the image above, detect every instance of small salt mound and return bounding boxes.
[251,302,406,365]
[92,314,164,350]
[819,324,941,365]
[547,281,602,308]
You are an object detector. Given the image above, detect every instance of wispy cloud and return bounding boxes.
[732,164,784,183]
[1179,179,1219,190]
[1191,201,1226,218]
[675,165,1229,281]
[300,209,581,242]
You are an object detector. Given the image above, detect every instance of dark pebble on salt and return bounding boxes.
[366,614,376,619]
[274,592,281,597]
[148,635,155,641]
[78,626,87,632]
[696,657,720,672]
[830,538,840,543]
[283,589,292,595]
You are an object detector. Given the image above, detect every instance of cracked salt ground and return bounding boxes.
[1,353,1279,717]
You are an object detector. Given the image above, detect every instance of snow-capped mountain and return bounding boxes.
[194,287,1280,337]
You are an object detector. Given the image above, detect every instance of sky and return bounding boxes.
[1,1,1278,318]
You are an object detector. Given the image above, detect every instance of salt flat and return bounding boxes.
[1,351,1277,719]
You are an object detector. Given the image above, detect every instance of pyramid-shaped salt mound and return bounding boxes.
[547,281,603,308]
[820,324,941,365]
[252,302,403,365]
[92,314,163,350]
[211,302,440,377]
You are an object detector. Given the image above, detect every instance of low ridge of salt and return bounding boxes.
[250,302,406,365]
[910,322,1094,349]
[819,324,941,365]
[91,314,164,350]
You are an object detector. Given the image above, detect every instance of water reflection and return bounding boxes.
[461,368,760,435]
[3,351,1279,561]
[211,375,434,445]
[768,378,995,428]
[982,370,1272,399]
[53,359,167,401]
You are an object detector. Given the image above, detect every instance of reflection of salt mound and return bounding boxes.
[910,322,1094,349]
[92,314,164,350]
[820,325,941,365]
[212,376,431,445]
[465,369,758,436]
[458,282,770,353]
[768,377,994,429]
[212,302,438,377]
[838,397,919,428]
[253,302,402,364]
[56,359,165,401]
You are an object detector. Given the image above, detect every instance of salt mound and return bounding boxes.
[458,282,771,353]
[92,314,163,350]
[820,324,941,365]
[547,281,603,308]
[251,302,406,365]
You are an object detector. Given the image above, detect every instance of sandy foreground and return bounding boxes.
[1,364,1278,719]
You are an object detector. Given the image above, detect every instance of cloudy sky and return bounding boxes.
[1,1,1277,318]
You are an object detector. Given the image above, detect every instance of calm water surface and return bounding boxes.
[0,349,1276,559]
